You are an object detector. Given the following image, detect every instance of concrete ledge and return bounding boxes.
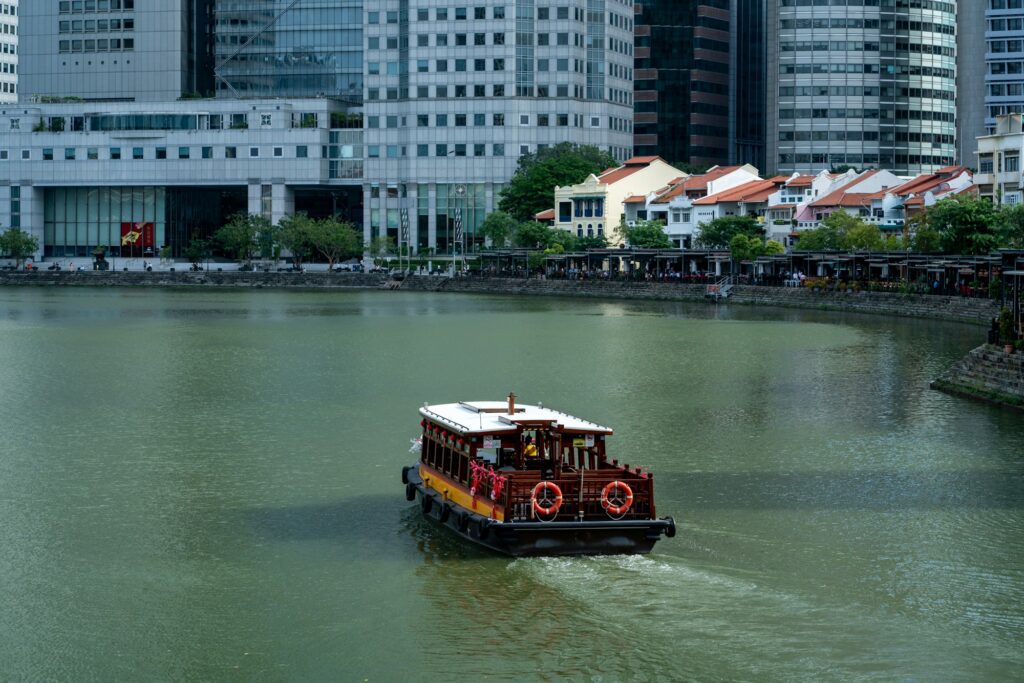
[931,344,1024,411]
[0,270,389,289]
[403,276,998,326]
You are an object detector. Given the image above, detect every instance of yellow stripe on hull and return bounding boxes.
[418,464,506,522]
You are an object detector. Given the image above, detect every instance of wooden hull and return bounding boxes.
[403,465,675,557]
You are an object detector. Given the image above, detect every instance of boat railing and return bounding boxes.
[503,472,654,522]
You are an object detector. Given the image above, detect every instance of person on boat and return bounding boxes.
[523,435,538,460]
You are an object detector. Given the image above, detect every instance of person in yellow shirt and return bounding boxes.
[523,435,538,459]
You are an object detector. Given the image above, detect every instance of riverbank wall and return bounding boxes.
[0,270,389,289]
[402,276,998,325]
[931,345,1024,411]
[0,271,1000,325]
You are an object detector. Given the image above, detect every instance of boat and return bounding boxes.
[401,393,676,556]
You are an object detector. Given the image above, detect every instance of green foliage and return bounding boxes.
[999,307,1015,343]
[795,212,881,251]
[512,221,558,249]
[366,235,397,259]
[843,221,885,251]
[729,235,786,262]
[577,234,609,250]
[764,239,786,255]
[276,213,317,269]
[996,203,1024,248]
[696,215,763,248]
[925,195,999,255]
[671,162,711,175]
[0,227,40,267]
[215,213,272,264]
[183,239,211,268]
[622,219,672,249]
[497,143,618,222]
[310,217,361,269]
[479,211,518,248]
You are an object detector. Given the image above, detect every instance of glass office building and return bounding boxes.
[213,0,363,100]
[767,0,958,176]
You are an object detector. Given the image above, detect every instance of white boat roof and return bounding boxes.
[420,401,613,436]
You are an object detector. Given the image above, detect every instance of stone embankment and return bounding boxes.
[0,271,1000,325]
[931,345,1024,411]
[0,270,388,289]
[402,276,999,325]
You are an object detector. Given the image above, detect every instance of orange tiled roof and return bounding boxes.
[785,175,815,188]
[692,177,787,206]
[807,170,883,208]
[535,208,555,220]
[651,166,746,204]
[596,156,669,185]
[623,195,647,204]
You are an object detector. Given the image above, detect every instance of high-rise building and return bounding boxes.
[19,0,214,102]
[956,2,985,166]
[729,0,765,171]
[3,2,635,261]
[363,1,635,250]
[766,0,958,176]
[212,0,362,100]
[633,1,730,167]
[982,4,1024,139]
[0,0,17,103]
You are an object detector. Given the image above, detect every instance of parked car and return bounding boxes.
[333,263,363,272]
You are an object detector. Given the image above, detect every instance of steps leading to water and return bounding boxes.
[931,345,1024,410]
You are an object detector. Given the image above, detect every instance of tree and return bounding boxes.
[367,236,396,261]
[996,203,1024,249]
[926,195,999,255]
[0,227,39,267]
[310,217,360,270]
[764,239,786,255]
[479,211,518,248]
[696,215,763,248]
[276,213,317,269]
[671,162,711,175]
[729,234,762,263]
[497,143,618,222]
[793,212,868,251]
[183,239,210,270]
[843,222,885,251]
[513,221,557,249]
[214,213,271,265]
[577,234,609,250]
[621,219,672,249]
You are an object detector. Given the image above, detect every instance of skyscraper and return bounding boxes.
[0,0,17,103]
[212,0,362,100]
[982,4,1024,138]
[729,0,765,171]
[766,0,958,176]
[633,1,730,167]
[956,2,985,166]
[19,0,214,102]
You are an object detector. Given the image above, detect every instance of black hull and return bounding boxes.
[404,466,675,557]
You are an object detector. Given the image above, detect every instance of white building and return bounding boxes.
[0,0,16,103]
[549,156,681,246]
[976,114,1024,205]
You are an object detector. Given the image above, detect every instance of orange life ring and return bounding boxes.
[601,481,634,516]
[531,481,563,517]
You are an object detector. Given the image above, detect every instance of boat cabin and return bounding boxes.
[417,394,656,522]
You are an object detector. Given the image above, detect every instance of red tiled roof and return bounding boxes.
[651,166,744,204]
[785,175,815,188]
[535,208,555,220]
[596,156,670,185]
[692,177,787,205]
[624,195,647,204]
[808,170,883,208]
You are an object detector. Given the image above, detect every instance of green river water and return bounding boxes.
[0,287,1022,681]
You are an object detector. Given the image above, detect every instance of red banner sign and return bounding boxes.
[120,222,154,251]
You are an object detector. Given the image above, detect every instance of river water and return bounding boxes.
[0,287,1022,681]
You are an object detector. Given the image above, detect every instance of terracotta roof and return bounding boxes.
[692,177,787,205]
[651,166,744,204]
[596,156,670,185]
[623,195,647,204]
[808,170,883,208]
[535,208,555,220]
[785,175,815,188]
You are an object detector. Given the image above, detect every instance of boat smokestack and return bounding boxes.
[507,392,517,415]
